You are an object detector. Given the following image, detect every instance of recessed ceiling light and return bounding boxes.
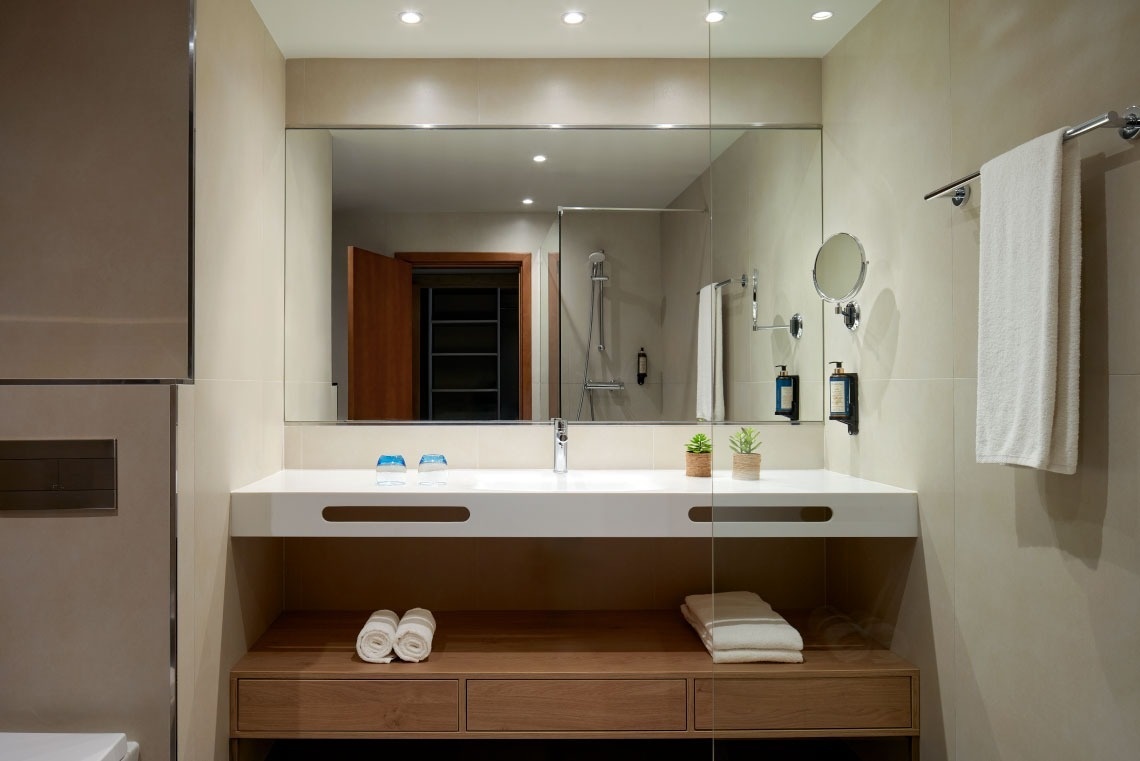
[705,10,726,23]
[399,11,422,24]
[533,154,547,163]
[522,198,535,205]
[561,11,585,25]
[811,11,834,21]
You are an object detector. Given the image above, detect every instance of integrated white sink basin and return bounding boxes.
[469,469,663,492]
[230,468,919,539]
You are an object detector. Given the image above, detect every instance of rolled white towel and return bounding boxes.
[683,591,804,652]
[355,609,399,663]
[394,607,436,663]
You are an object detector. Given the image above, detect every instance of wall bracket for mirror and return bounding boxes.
[750,270,804,339]
[833,302,860,331]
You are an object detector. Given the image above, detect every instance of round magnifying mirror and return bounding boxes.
[813,233,867,303]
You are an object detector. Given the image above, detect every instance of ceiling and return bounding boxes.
[253,0,881,59]
[271,1,878,213]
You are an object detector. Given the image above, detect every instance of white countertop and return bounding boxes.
[230,468,917,539]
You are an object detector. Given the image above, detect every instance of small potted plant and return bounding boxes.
[728,426,762,480]
[684,433,712,477]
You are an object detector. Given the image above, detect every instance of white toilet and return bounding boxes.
[0,733,139,761]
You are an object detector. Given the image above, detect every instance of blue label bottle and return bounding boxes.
[774,364,799,423]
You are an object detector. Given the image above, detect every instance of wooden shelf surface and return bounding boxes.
[233,610,915,679]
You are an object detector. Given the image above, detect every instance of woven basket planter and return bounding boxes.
[684,452,712,477]
[731,453,761,480]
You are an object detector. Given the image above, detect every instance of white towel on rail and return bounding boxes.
[695,283,724,421]
[393,607,437,663]
[976,128,1081,474]
[355,609,399,663]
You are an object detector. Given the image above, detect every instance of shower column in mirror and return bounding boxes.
[559,206,708,422]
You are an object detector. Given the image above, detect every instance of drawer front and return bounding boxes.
[467,679,686,731]
[694,677,913,731]
[237,679,458,733]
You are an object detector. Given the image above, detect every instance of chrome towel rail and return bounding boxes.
[696,274,747,295]
[925,104,1139,206]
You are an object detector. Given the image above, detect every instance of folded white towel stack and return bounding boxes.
[976,127,1081,474]
[394,607,437,663]
[355,609,399,663]
[682,591,803,664]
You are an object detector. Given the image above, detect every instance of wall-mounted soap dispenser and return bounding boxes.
[828,361,859,435]
[637,347,647,385]
[774,365,799,423]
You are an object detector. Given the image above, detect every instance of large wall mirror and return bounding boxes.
[284,126,823,423]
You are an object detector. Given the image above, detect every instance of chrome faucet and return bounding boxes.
[552,417,568,473]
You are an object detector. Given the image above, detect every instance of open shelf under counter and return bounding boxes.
[230,610,919,742]
[229,468,917,539]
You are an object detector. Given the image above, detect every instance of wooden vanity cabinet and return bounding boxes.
[228,472,922,752]
[230,610,918,745]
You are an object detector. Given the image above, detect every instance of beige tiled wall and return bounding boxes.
[823,0,1140,759]
[0,0,190,380]
[821,1,957,759]
[284,129,334,421]
[710,59,823,125]
[946,1,1140,759]
[183,0,287,759]
[286,57,821,127]
[284,421,823,472]
[0,386,174,760]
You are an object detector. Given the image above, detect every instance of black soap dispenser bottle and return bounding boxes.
[774,365,799,423]
[636,347,648,385]
[828,361,859,435]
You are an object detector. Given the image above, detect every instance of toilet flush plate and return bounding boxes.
[0,733,128,761]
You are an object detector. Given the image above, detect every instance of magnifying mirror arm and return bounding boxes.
[750,269,803,339]
[753,314,804,339]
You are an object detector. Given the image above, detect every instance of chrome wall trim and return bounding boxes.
[285,123,823,131]
[0,379,193,385]
[559,206,707,213]
[168,385,179,761]
[187,0,197,384]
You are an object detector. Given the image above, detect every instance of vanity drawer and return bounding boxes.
[467,679,686,731]
[694,676,913,731]
[236,679,458,733]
